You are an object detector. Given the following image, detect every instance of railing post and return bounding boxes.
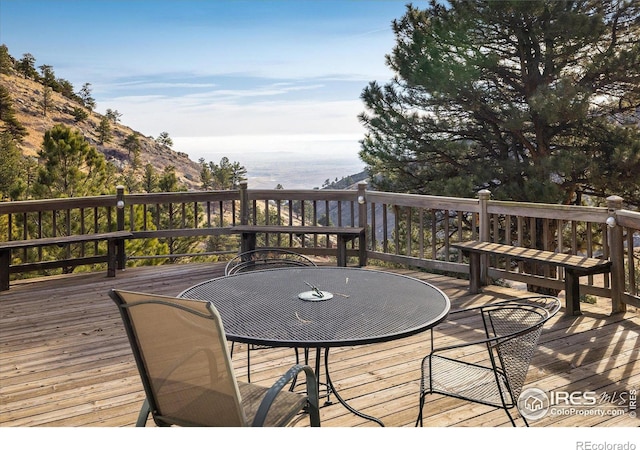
[478,189,491,285]
[116,185,126,270]
[238,181,253,253]
[357,182,368,266]
[607,195,626,314]
[239,181,249,226]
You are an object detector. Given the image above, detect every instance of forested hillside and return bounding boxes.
[1,71,202,193]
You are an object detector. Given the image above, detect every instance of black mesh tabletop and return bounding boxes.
[179,267,450,348]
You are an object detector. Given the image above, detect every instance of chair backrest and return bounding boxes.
[482,296,560,402]
[109,289,246,426]
[225,248,317,275]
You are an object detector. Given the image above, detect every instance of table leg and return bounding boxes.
[302,348,332,403]
[323,347,385,427]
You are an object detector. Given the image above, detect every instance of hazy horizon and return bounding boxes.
[173,134,366,189]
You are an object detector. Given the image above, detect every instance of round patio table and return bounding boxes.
[179,266,450,426]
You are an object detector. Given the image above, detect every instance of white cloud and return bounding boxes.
[104,94,366,139]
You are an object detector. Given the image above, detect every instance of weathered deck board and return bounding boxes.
[0,262,638,428]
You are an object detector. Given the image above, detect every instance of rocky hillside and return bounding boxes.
[1,72,202,190]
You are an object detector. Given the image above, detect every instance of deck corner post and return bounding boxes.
[357,182,368,266]
[239,181,251,253]
[478,189,491,285]
[607,195,626,314]
[239,181,249,226]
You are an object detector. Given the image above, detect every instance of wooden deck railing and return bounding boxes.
[1,182,638,313]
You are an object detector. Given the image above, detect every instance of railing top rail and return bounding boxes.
[0,196,117,213]
[124,190,240,205]
[616,209,640,229]
[246,189,358,202]
[487,200,609,222]
[365,191,480,211]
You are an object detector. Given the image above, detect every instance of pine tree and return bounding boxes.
[0,133,27,199]
[0,45,14,74]
[0,85,28,142]
[17,53,36,79]
[78,82,96,113]
[33,124,114,198]
[97,116,112,144]
[359,0,640,207]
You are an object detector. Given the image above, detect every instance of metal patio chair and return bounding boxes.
[416,295,560,427]
[225,248,317,275]
[225,248,317,383]
[110,289,320,427]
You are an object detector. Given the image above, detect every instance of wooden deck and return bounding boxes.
[1,261,638,428]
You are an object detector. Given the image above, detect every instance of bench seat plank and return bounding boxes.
[230,225,365,267]
[452,241,612,316]
[0,231,132,291]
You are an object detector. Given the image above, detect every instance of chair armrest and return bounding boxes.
[429,316,546,356]
[251,363,320,427]
[426,295,559,361]
[447,295,558,316]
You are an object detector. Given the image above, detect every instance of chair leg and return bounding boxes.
[246,346,251,383]
[517,410,530,427]
[136,397,150,427]
[415,393,426,427]
[504,408,517,427]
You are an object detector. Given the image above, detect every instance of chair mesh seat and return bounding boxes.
[426,355,512,407]
[239,382,308,427]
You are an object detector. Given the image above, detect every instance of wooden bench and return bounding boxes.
[231,225,366,267]
[452,241,612,316]
[0,230,132,291]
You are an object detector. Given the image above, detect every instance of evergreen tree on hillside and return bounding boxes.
[124,133,141,165]
[72,106,89,123]
[17,53,37,79]
[359,0,640,207]
[56,78,78,100]
[38,64,57,90]
[97,116,112,144]
[156,131,173,148]
[41,86,52,117]
[142,164,158,193]
[33,124,114,198]
[0,45,14,74]
[105,109,122,124]
[0,133,27,200]
[158,165,181,192]
[78,82,96,112]
[199,157,247,190]
[0,85,28,143]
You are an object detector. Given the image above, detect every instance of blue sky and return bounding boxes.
[0,0,417,166]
